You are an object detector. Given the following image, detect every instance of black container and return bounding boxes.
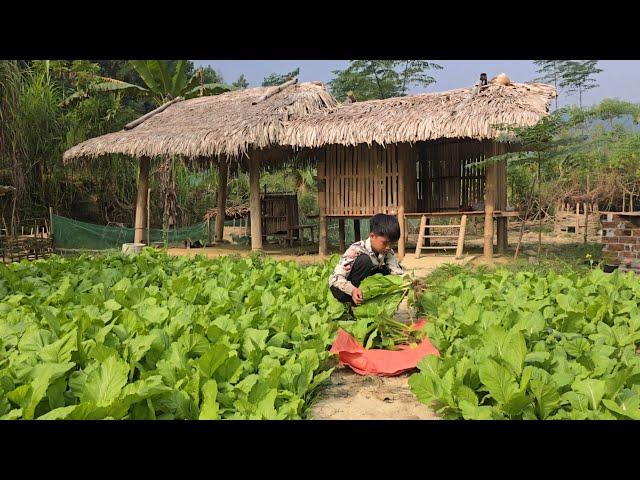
[603,264,619,273]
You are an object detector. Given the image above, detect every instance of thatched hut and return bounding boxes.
[282,79,557,259]
[64,75,555,260]
[63,80,337,248]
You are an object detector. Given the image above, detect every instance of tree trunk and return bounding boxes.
[514,174,538,260]
[249,153,262,251]
[134,156,150,243]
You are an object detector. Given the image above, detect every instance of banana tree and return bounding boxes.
[61,60,233,107]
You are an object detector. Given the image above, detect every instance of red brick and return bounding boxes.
[601,222,618,229]
[619,252,638,259]
[619,237,636,244]
[605,243,625,252]
[633,229,640,236]
[615,229,633,236]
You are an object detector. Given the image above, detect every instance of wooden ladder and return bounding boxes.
[414,214,467,260]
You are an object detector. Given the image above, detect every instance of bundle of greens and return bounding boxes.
[339,274,425,349]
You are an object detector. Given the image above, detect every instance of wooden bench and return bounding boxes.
[287,224,317,247]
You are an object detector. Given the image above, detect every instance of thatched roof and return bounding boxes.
[282,82,557,148]
[63,82,337,162]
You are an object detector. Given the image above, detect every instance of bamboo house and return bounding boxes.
[283,76,556,259]
[63,75,556,260]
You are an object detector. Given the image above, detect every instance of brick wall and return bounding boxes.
[600,213,640,274]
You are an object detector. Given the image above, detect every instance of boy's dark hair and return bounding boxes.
[369,213,400,242]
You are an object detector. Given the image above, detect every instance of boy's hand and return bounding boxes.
[351,287,364,305]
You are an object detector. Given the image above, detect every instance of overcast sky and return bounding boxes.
[193,60,640,107]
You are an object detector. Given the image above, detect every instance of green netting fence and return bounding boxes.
[52,215,214,251]
[51,215,425,252]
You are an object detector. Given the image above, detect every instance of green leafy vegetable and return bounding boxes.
[409,266,640,419]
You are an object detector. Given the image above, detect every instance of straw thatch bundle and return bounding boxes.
[282,82,557,149]
[63,82,337,162]
[204,204,250,221]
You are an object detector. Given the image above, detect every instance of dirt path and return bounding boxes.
[309,367,438,420]
[309,255,472,420]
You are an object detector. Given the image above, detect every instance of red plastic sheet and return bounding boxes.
[329,319,440,376]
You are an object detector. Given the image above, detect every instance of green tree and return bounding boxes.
[63,60,232,108]
[232,74,249,90]
[329,60,442,102]
[560,60,602,108]
[199,65,224,84]
[261,67,300,87]
[532,60,571,110]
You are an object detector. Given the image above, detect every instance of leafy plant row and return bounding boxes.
[409,267,640,419]
[0,250,344,419]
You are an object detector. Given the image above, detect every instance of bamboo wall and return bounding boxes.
[320,143,411,216]
[318,140,508,217]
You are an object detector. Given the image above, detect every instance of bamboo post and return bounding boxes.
[146,187,151,245]
[353,219,361,242]
[338,219,346,252]
[134,156,150,244]
[396,144,406,260]
[249,152,262,251]
[124,97,183,130]
[318,152,328,256]
[216,159,228,243]
[483,161,497,260]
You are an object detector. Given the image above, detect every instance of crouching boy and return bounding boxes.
[328,213,404,307]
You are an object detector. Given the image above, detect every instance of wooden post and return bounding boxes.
[353,219,361,242]
[415,214,427,259]
[134,156,150,244]
[455,214,468,259]
[48,206,53,239]
[338,219,346,252]
[483,161,497,260]
[249,152,262,251]
[216,159,228,243]
[397,145,406,261]
[146,187,151,246]
[318,151,328,256]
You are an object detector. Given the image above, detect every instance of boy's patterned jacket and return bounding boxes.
[328,237,404,296]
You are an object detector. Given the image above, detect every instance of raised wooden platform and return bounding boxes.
[404,210,520,218]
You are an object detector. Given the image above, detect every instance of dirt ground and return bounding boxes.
[168,227,596,420]
[309,368,439,420]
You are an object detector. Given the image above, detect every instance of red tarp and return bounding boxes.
[329,319,440,376]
